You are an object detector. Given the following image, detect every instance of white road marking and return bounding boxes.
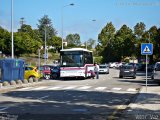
[17,87,34,91]
[16,85,138,94]
[127,88,137,92]
[0,107,9,111]
[112,88,122,91]
[46,86,62,90]
[77,86,92,90]
[39,95,49,99]
[63,86,77,90]
[31,86,48,90]
[94,87,107,91]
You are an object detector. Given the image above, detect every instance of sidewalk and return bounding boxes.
[120,85,160,120]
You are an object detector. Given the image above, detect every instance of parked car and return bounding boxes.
[37,65,53,79]
[38,65,60,79]
[115,62,125,69]
[51,66,60,78]
[109,62,117,68]
[24,66,40,80]
[135,63,154,72]
[127,63,137,68]
[99,64,109,74]
[119,65,136,79]
[151,62,160,85]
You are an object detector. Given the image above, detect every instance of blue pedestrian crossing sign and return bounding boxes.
[141,43,153,55]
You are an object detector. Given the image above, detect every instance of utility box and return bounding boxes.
[0,59,25,82]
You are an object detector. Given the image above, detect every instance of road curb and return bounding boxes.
[0,80,53,93]
[107,87,141,120]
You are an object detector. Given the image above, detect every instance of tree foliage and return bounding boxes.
[0,27,11,55]
[96,22,160,64]
[134,22,146,39]
[1,16,160,64]
[37,15,57,42]
[86,38,96,50]
[47,36,62,52]
[66,33,81,48]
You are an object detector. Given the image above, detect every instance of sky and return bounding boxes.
[0,0,160,43]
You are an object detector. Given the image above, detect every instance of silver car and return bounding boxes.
[99,64,109,74]
[152,62,160,85]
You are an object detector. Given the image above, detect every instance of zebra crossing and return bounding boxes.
[16,85,138,93]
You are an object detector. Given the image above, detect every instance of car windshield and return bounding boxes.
[156,64,160,71]
[122,65,133,69]
[99,66,107,68]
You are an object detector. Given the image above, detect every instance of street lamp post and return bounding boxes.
[11,0,14,58]
[61,3,74,50]
[44,26,47,65]
[86,41,87,49]
[148,32,150,43]
[86,19,97,50]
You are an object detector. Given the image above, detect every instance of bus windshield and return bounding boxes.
[61,51,84,67]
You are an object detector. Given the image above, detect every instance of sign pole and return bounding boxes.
[146,54,148,92]
[141,43,153,92]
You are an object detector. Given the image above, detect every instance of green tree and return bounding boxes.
[155,28,160,60]
[0,26,11,55]
[86,38,96,50]
[134,22,146,39]
[115,25,134,60]
[98,22,116,62]
[147,26,158,63]
[37,15,57,42]
[18,24,42,43]
[47,36,62,52]
[66,33,81,48]
[14,32,41,56]
[14,24,42,56]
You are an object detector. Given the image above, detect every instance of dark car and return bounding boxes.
[119,65,136,79]
[51,66,60,78]
[151,62,160,85]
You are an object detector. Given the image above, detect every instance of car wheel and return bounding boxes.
[133,76,136,79]
[151,75,154,80]
[44,74,50,79]
[119,75,123,78]
[29,76,35,81]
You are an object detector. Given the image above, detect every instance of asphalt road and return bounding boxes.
[0,69,156,120]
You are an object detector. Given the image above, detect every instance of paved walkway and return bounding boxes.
[120,85,160,120]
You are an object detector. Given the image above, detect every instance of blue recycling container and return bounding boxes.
[0,59,25,82]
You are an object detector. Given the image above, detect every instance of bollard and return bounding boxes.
[0,83,2,88]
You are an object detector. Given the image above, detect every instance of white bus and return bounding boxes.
[60,48,94,79]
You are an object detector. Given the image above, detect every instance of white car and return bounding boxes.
[99,64,109,74]
[109,62,117,68]
[116,62,126,68]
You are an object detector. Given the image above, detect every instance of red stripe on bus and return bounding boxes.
[60,67,85,70]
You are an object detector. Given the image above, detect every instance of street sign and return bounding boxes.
[141,43,153,55]
[43,54,48,59]
[141,43,153,92]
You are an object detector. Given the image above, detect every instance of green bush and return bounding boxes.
[94,56,103,64]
